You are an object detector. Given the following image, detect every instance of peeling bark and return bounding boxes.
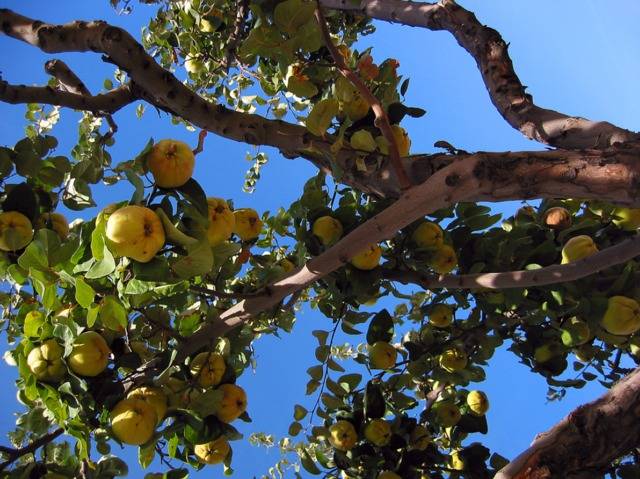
[496,367,640,478]
[319,0,640,150]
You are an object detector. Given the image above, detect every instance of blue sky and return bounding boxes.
[1,0,639,477]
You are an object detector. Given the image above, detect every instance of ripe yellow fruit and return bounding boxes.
[106,205,165,263]
[543,207,572,230]
[350,130,377,152]
[433,400,461,427]
[127,387,168,425]
[364,418,392,446]
[233,208,263,241]
[350,244,382,270]
[285,64,319,98]
[429,244,457,274]
[369,341,397,370]
[37,212,69,240]
[194,436,231,465]
[184,55,204,75]
[429,304,453,328]
[409,424,431,450]
[439,347,467,372]
[328,420,357,451]
[147,139,195,188]
[68,331,111,377]
[412,221,444,249]
[312,216,343,247]
[561,235,598,264]
[190,352,226,387]
[214,383,247,423]
[0,211,34,252]
[612,207,640,231]
[375,125,411,157]
[451,450,466,471]
[601,296,640,336]
[110,397,157,445]
[206,198,235,246]
[378,472,401,479]
[27,339,66,382]
[466,390,489,416]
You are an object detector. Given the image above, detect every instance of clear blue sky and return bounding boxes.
[1,1,639,477]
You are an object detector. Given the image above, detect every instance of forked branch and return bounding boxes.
[0,428,64,472]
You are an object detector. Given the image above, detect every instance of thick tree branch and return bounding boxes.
[496,367,640,478]
[0,79,136,114]
[383,233,640,290]
[173,146,640,361]
[0,428,64,471]
[314,4,411,190]
[319,0,640,150]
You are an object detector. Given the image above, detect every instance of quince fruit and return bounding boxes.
[106,205,165,263]
[350,130,377,152]
[206,198,235,246]
[357,54,379,80]
[369,341,397,370]
[68,331,111,377]
[412,221,444,249]
[375,125,411,157]
[312,216,343,247]
[612,207,640,231]
[364,418,391,446]
[328,420,357,451]
[147,139,195,188]
[466,390,489,416]
[194,436,230,465]
[433,400,461,427]
[378,472,401,479]
[127,387,168,425]
[409,424,431,450]
[350,244,382,270]
[0,211,34,251]
[429,244,457,274]
[543,207,571,230]
[601,296,640,335]
[190,351,226,387]
[36,212,69,240]
[343,93,370,122]
[214,383,247,423]
[429,304,453,328]
[561,235,598,264]
[560,317,591,347]
[27,339,66,382]
[233,208,263,241]
[184,55,204,75]
[439,347,467,372]
[110,397,157,445]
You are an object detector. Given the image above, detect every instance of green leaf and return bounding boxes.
[139,441,156,469]
[288,421,302,436]
[171,240,214,279]
[100,295,128,330]
[24,311,45,337]
[364,381,385,419]
[75,277,95,308]
[293,404,307,421]
[299,449,321,475]
[366,309,394,344]
[86,244,116,279]
[305,99,339,136]
[125,170,145,204]
[274,0,316,35]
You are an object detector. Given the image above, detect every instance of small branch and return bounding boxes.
[0,428,64,471]
[0,79,136,114]
[424,382,445,414]
[192,130,208,155]
[382,233,640,290]
[314,4,412,190]
[319,0,639,150]
[44,59,91,96]
[223,0,249,71]
[496,367,640,478]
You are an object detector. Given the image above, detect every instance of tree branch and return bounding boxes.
[0,79,136,114]
[319,0,640,150]
[0,428,64,471]
[314,4,411,190]
[382,233,640,290]
[223,0,249,71]
[496,367,640,478]
[44,59,91,96]
[173,145,640,361]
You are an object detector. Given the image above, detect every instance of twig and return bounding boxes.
[223,0,249,71]
[0,428,64,471]
[192,129,208,155]
[314,4,412,190]
[424,382,445,414]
